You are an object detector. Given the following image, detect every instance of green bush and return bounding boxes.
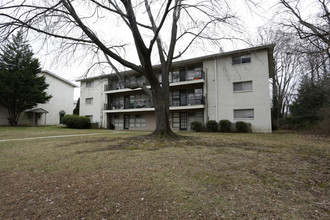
[62,115,91,129]
[219,120,231,132]
[235,121,248,133]
[207,120,218,132]
[191,121,202,132]
[91,122,99,129]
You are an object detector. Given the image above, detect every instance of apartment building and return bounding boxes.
[78,44,274,132]
[0,70,77,126]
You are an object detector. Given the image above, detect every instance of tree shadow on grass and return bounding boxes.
[74,135,198,154]
[54,133,280,155]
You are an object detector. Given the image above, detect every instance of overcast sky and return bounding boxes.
[24,0,314,99]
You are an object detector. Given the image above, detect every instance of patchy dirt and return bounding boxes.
[0,170,176,219]
[0,131,329,219]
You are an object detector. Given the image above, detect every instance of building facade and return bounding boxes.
[0,70,77,126]
[79,45,274,132]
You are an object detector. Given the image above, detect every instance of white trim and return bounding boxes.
[103,105,205,113]
[103,79,205,94]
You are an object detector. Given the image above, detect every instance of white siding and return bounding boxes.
[79,46,273,132]
[79,77,107,127]
[36,72,75,125]
[205,50,272,132]
[0,71,76,126]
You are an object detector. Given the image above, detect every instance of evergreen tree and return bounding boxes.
[0,32,52,126]
[290,78,329,126]
[73,98,80,115]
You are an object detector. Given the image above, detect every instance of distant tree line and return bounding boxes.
[258,0,329,133]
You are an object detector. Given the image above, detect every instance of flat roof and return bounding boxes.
[77,44,275,82]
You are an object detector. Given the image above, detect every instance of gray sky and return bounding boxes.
[25,0,313,99]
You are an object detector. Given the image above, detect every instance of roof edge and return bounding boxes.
[41,70,78,87]
[77,44,276,82]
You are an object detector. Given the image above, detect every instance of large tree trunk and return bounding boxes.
[7,109,19,126]
[149,84,177,138]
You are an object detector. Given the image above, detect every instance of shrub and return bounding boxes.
[219,120,231,132]
[207,120,218,132]
[191,121,202,132]
[91,122,99,129]
[62,115,91,129]
[235,121,249,133]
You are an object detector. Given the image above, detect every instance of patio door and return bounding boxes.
[124,96,130,109]
[124,114,130,129]
[180,90,187,106]
[180,112,187,130]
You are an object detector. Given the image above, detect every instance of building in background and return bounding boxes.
[78,45,274,132]
[0,70,77,126]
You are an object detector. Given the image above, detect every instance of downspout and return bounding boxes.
[214,58,218,122]
[100,78,103,128]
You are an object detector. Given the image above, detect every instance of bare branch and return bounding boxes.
[103,52,152,97]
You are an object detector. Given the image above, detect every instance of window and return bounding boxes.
[85,98,93,105]
[233,81,252,92]
[135,115,146,127]
[234,109,254,119]
[179,67,186,81]
[136,76,147,86]
[172,112,180,128]
[232,54,251,65]
[85,115,93,122]
[135,94,146,108]
[112,96,124,109]
[180,90,187,106]
[172,71,180,83]
[188,88,203,105]
[188,111,203,127]
[130,117,135,128]
[125,76,137,87]
[86,81,93,88]
[186,67,195,81]
[172,91,180,106]
[114,115,123,127]
[194,67,202,79]
[113,78,124,90]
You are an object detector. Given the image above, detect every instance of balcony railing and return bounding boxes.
[104,70,204,91]
[105,101,154,110]
[104,98,204,111]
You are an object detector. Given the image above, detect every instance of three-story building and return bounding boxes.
[78,44,274,132]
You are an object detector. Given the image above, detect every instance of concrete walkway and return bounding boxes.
[0,131,149,142]
[0,133,105,142]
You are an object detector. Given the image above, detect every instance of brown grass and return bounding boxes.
[0,127,329,219]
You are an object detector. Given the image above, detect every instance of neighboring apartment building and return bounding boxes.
[78,44,274,132]
[0,70,77,126]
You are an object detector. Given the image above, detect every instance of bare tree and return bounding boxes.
[263,0,330,126]
[0,0,239,137]
[256,28,300,128]
[298,39,330,83]
[279,0,329,57]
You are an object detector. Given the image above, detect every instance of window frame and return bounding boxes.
[85,81,93,88]
[233,109,254,120]
[85,115,93,122]
[85,97,93,105]
[232,54,251,65]
[233,81,253,92]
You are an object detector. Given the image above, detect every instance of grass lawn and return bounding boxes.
[0,127,329,219]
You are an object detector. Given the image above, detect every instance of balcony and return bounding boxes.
[104,97,205,113]
[104,68,204,93]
